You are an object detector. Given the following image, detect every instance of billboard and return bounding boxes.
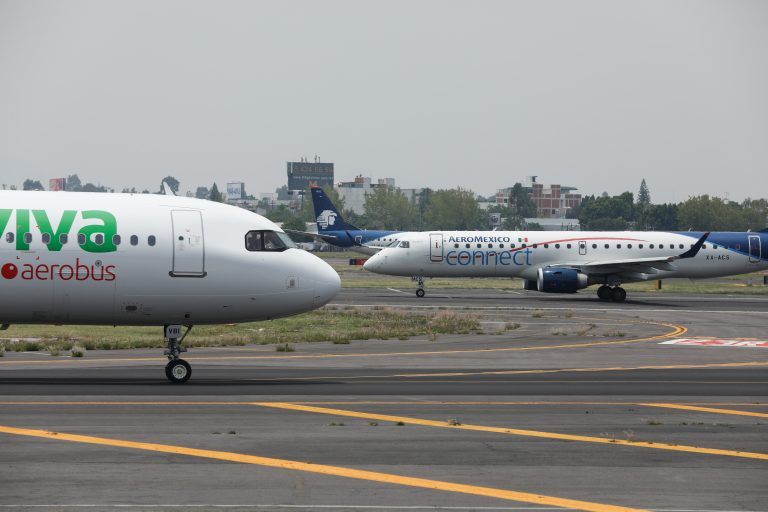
[227,182,245,200]
[49,178,65,191]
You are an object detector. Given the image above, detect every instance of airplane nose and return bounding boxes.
[363,254,380,272]
[311,255,341,307]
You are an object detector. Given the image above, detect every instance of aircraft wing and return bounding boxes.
[283,229,339,243]
[553,232,710,276]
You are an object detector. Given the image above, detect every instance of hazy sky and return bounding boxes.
[1,0,766,203]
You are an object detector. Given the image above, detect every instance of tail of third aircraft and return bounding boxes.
[311,186,359,233]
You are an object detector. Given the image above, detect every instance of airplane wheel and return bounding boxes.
[611,287,627,303]
[416,289,425,298]
[597,285,612,300]
[166,359,192,383]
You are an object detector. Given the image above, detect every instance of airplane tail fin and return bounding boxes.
[311,186,358,232]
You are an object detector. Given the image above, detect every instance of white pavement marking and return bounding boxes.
[660,339,768,348]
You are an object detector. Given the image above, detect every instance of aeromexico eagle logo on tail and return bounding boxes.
[316,210,338,230]
[0,209,118,282]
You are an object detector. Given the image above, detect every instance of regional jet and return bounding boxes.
[285,187,407,255]
[0,190,340,382]
[363,230,768,301]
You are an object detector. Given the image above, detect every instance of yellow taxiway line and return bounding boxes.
[641,403,768,418]
[0,424,646,512]
[250,403,768,461]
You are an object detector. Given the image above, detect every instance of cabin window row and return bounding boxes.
[4,232,157,247]
[450,242,727,250]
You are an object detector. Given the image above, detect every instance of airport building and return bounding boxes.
[287,156,334,190]
[496,176,581,219]
[336,175,423,214]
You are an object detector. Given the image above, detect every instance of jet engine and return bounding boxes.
[536,267,589,293]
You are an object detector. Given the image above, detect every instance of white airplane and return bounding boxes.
[363,230,768,301]
[0,190,341,382]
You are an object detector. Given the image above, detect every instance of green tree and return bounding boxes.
[363,187,417,230]
[80,182,108,192]
[282,216,312,242]
[66,174,82,191]
[423,188,484,230]
[579,192,635,230]
[677,195,747,231]
[22,179,44,191]
[741,198,768,231]
[209,183,223,202]
[640,203,679,230]
[637,178,651,207]
[160,176,180,194]
[194,186,209,199]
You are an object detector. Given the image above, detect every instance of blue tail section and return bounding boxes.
[311,187,359,233]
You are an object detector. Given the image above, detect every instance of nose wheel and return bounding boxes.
[165,359,192,383]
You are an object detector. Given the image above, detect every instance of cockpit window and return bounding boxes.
[245,230,295,252]
[398,241,410,248]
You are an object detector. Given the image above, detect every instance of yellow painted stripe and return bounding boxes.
[0,321,686,365]
[0,400,765,406]
[642,403,768,418]
[253,403,768,461]
[0,425,645,512]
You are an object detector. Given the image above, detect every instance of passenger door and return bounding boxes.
[170,210,206,277]
[748,235,761,263]
[430,233,443,262]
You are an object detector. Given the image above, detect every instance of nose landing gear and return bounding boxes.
[164,324,193,383]
[412,276,426,297]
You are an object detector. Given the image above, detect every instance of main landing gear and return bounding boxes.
[597,285,627,302]
[164,324,193,383]
[412,276,425,297]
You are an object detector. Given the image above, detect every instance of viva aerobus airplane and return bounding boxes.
[286,187,407,255]
[0,190,340,382]
[363,229,768,301]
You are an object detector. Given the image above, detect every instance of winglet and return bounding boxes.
[677,232,710,259]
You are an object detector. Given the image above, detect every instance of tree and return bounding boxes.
[637,179,651,206]
[160,176,180,194]
[423,188,484,230]
[209,183,223,202]
[80,182,107,192]
[195,186,210,199]
[677,195,747,231]
[578,192,635,230]
[282,216,312,242]
[22,179,44,191]
[363,187,417,230]
[66,174,82,191]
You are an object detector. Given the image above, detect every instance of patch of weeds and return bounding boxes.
[397,335,408,341]
[505,322,520,330]
[428,332,438,342]
[647,420,663,426]
[395,421,405,426]
[368,422,378,427]
[332,340,350,344]
[0,346,4,357]
[447,419,462,426]
[680,422,688,426]
[602,330,627,338]
[70,346,85,357]
[22,341,42,351]
[531,310,543,318]
[276,343,295,352]
[563,311,573,318]
[48,347,61,356]
[550,328,568,336]
[228,430,237,435]
[329,422,346,426]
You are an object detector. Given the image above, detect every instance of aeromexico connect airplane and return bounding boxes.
[363,229,768,301]
[0,190,340,382]
[286,187,406,255]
